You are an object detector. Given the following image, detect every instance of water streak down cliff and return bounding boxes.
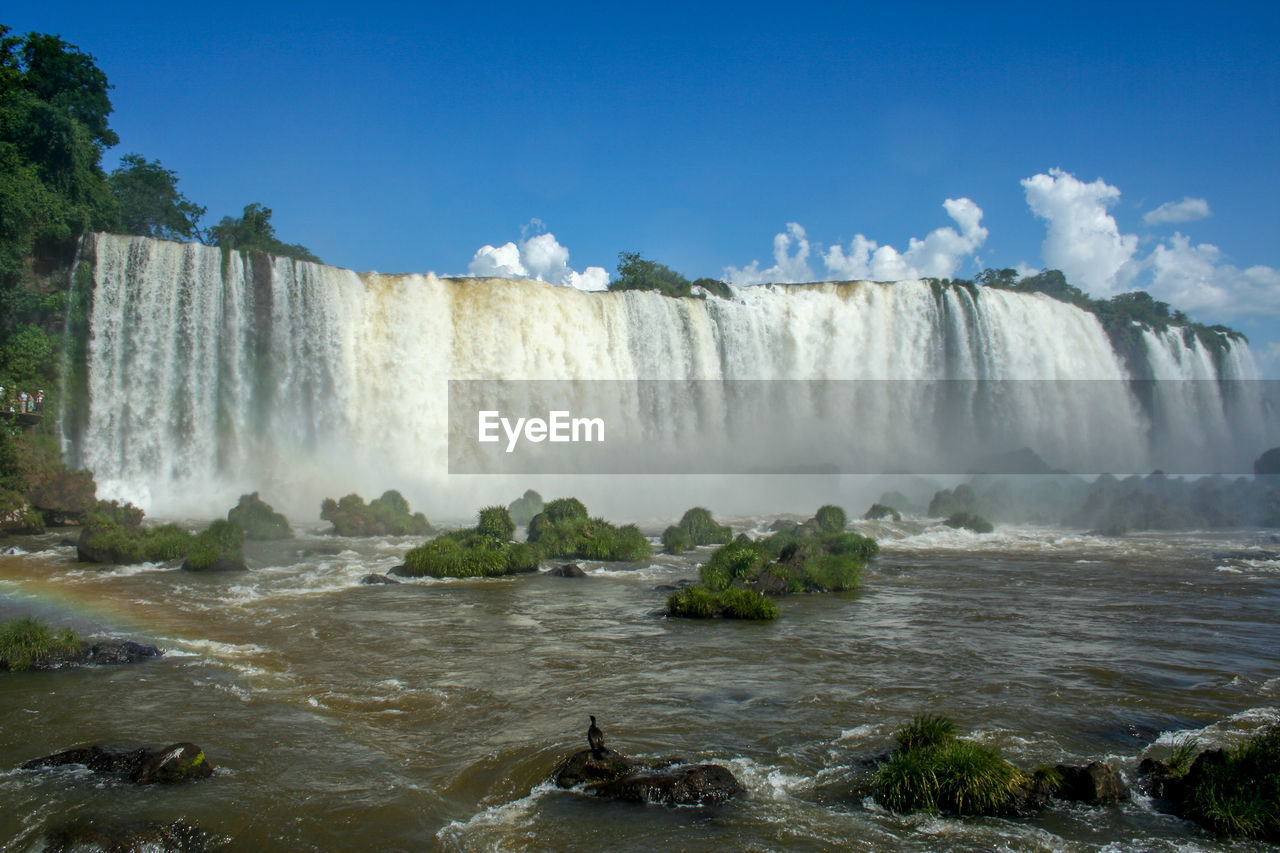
[75,234,1270,515]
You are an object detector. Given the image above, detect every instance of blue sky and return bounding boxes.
[9,2,1280,362]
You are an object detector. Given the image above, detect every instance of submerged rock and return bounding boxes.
[23,742,213,784]
[11,639,162,671]
[1053,761,1129,804]
[544,563,587,578]
[360,573,400,585]
[43,816,220,852]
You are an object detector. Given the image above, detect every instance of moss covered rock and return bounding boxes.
[527,498,650,561]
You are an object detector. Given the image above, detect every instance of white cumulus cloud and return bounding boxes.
[468,226,608,291]
[1021,168,1141,298]
[1143,197,1211,226]
[723,198,988,286]
[1149,232,1280,316]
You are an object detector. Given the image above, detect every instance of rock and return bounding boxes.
[23,742,213,785]
[43,817,220,852]
[360,573,400,584]
[1053,761,1129,804]
[553,748,743,806]
[131,742,213,784]
[181,555,247,572]
[654,579,694,592]
[387,564,408,577]
[593,763,743,806]
[88,640,162,665]
[1137,757,1182,801]
[553,748,642,788]
[60,538,78,547]
[746,568,792,597]
[545,563,587,578]
[768,519,797,532]
[734,533,753,543]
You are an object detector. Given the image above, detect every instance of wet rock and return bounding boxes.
[746,568,791,597]
[43,816,220,852]
[1053,761,1129,804]
[768,519,797,532]
[360,573,400,585]
[653,579,693,592]
[387,564,408,577]
[1137,757,1182,801]
[23,742,213,785]
[553,748,642,788]
[131,742,213,784]
[593,762,743,806]
[734,533,753,543]
[553,748,743,806]
[544,563,587,578]
[17,639,163,671]
[88,640,162,665]
[180,556,246,572]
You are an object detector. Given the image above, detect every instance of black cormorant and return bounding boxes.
[588,715,605,758]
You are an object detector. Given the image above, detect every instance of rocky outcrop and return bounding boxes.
[23,742,213,784]
[180,555,247,572]
[11,639,162,671]
[1053,761,1129,804]
[544,563,587,578]
[553,747,742,806]
[360,573,400,584]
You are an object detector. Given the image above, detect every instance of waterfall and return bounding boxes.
[78,234,1270,517]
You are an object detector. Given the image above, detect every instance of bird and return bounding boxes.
[588,715,606,758]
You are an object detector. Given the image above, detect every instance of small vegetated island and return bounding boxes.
[319,490,431,536]
[395,497,649,579]
[666,505,877,620]
[76,499,247,572]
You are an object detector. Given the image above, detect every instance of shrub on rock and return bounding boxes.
[0,617,81,671]
[227,492,292,539]
[182,520,246,572]
[320,490,431,536]
[507,489,544,528]
[944,511,994,533]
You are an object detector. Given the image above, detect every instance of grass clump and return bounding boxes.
[183,520,245,571]
[666,585,779,620]
[814,504,848,533]
[476,506,515,540]
[526,498,650,562]
[863,503,901,521]
[663,507,732,553]
[662,525,693,555]
[320,490,431,536]
[700,540,769,590]
[944,511,994,533]
[399,506,541,578]
[873,715,1028,816]
[0,617,81,671]
[1183,726,1280,841]
[227,492,292,540]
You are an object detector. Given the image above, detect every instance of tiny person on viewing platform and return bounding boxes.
[588,715,606,758]
[18,390,28,412]
[35,390,43,412]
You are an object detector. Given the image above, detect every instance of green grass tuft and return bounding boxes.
[227,492,292,540]
[1183,726,1280,840]
[874,715,1027,816]
[0,617,81,671]
[665,585,778,620]
[476,506,515,540]
[814,504,848,533]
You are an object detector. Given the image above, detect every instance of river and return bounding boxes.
[1,517,1278,851]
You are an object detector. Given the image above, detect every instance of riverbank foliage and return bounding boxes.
[662,507,732,554]
[320,490,430,537]
[78,503,192,564]
[226,492,292,540]
[873,715,1028,816]
[0,432,97,533]
[0,617,81,671]
[526,497,650,561]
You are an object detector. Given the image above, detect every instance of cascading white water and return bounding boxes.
[79,234,1269,517]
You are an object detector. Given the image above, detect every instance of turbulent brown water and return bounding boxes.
[2,518,1279,852]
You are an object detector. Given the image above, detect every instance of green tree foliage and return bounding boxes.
[319,490,430,537]
[108,153,205,241]
[608,251,731,299]
[209,203,320,263]
[226,492,292,540]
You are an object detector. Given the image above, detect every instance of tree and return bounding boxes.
[108,153,205,241]
[608,251,730,298]
[209,203,320,263]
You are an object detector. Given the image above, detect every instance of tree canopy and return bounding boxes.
[108,153,205,241]
[209,203,321,263]
[608,251,730,299]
